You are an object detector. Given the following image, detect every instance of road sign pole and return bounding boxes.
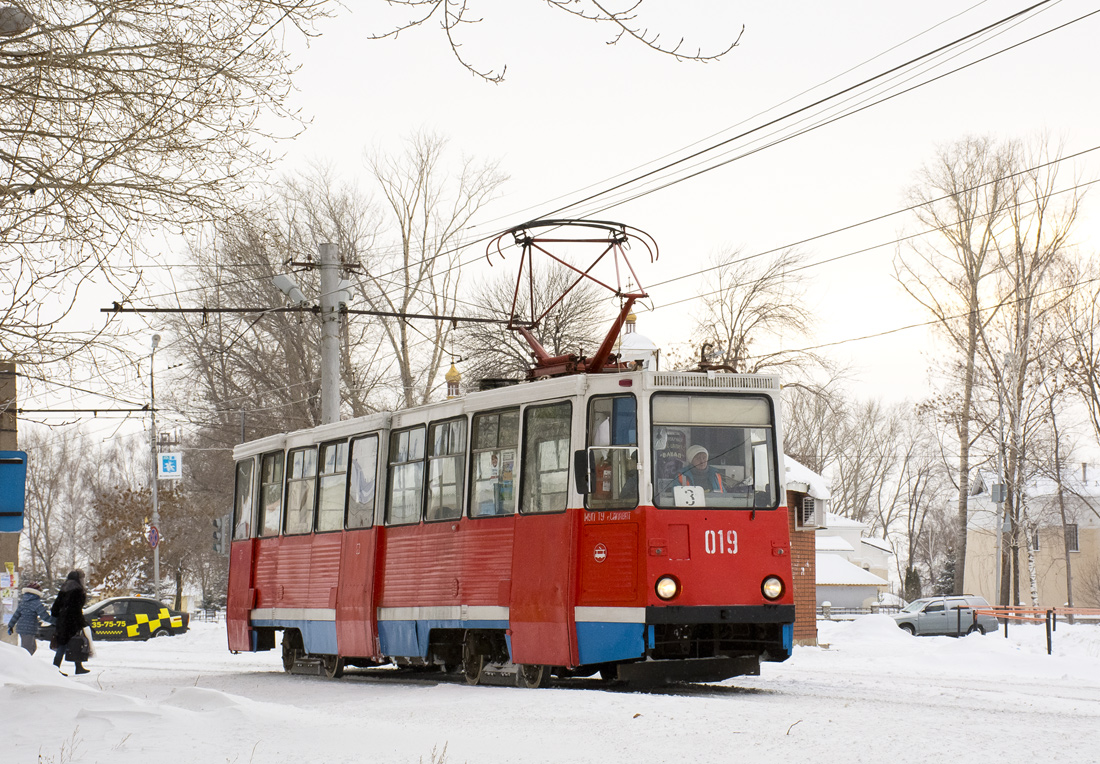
[149,336,161,597]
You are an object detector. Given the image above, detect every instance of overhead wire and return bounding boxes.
[23,1,1097,423]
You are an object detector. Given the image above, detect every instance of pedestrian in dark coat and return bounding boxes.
[50,570,89,675]
[7,581,54,655]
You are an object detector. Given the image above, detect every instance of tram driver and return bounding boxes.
[676,445,728,493]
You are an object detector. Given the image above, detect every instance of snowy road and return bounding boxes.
[5,616,1099,763]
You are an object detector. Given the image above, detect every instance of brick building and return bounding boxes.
[784,457,829,646]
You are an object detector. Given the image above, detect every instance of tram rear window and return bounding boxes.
[232,459,255,539]
[651,394,777,510]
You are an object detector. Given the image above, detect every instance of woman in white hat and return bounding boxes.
[677,445,726,492]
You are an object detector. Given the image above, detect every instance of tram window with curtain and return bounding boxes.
[470,408,519,517]
[284,446,318,534]
[347,435,379,528]
[259,451,284,537]
[520,401,572,514]
[586,395,639,510]
[426,418,466,522]
[387,426,425,525]
[232,459,256,539]
[316,440,348,532]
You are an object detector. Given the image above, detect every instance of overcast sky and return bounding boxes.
[267,0,1100,404]
[23,1,1100,449]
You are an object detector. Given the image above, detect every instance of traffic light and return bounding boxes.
[213,515,227,554]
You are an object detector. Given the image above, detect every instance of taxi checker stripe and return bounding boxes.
[126,608,173,637]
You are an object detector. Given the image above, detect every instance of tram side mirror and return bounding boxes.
[574,450,589,494]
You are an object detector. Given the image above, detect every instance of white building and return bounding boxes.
[815,512,893,608]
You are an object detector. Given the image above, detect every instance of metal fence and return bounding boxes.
[817,604,902,620]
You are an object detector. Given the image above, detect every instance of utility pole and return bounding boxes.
[149,335,162,596]
[318,243,341,426]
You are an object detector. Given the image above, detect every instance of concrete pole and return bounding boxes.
[149,336,161,596]
[318,243,341,426]
[1,361,18,646]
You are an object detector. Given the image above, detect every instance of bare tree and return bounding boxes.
[1,0,332,364]
[370,1,743,82]
[457,262,611,386]
[1058,256,1100,443]
[360,131,507,407]
[782,373,849,476]
[896,135,1016,594]
[19,426,94,587]
[692,248,821,375]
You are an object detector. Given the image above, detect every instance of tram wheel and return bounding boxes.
[462,633,484,686]
[322,655,345,679]
[281,630,304,673]
[516,663,549,689]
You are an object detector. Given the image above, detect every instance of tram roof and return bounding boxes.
[232,369,781,460]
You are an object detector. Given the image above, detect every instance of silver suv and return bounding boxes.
[892,595,1000,636]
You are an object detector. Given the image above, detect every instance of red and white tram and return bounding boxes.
[226,369,794,685]
[224,220,795,686]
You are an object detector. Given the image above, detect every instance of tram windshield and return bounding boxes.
[652,393,778,509]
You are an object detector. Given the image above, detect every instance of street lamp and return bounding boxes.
[149,334,161,596]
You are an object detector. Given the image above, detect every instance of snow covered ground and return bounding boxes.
[4,615,1099,764]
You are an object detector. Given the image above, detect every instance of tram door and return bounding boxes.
[509,401,578,667]
[336,435,381,657]
[227,458,259,651]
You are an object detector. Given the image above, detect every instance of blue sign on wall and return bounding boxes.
[0,451,28,533]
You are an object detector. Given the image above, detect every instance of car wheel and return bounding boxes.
[899,623,916,635]
[152,628,170,638]
[967,624,985,635]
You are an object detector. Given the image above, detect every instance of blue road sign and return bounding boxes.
[0,451,28,533]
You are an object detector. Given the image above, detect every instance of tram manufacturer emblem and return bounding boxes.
[593,543,607,563]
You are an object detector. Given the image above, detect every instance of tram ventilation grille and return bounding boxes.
[652,373,779,391]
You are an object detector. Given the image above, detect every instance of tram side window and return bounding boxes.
[259,452,285,537]
[426,418,466,522]
[387,426,425,525]
[232,459,256,539]
[284,446,318,534]
[470,408,519,517]
[347,435,379,529]
[520,401,572,514]
[587,395,638,510]
[316,440,348,532]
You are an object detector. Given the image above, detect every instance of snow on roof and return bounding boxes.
[973,466,1100,499]
[816,553,889,587]
[816,535,855,552]
[784,456,830,500]
[861,537,895,555]
[824,511,865,529]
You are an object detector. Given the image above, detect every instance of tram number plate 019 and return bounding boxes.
[704,529,738,555]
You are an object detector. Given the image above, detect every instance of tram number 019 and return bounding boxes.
[704,529,738,555]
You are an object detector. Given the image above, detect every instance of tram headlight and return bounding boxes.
[655,575,680,601]
[761,576,784,600]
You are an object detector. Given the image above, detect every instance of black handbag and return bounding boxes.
[65,633,89,662]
